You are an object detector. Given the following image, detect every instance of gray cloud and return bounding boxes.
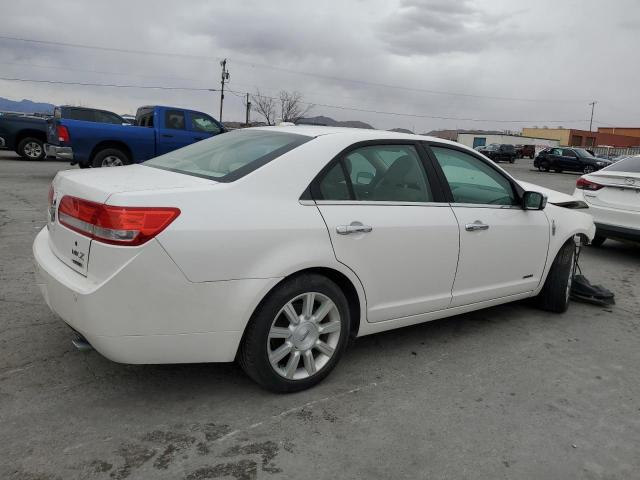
[0,0,638,133]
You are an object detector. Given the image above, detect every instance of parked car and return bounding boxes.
[515,144,535,159]
[45,105,225,168]
[0,112,48,160]
[481,143,517,163]
[573,155,640,246]
[34,127,594,392]
[535,147,611,174]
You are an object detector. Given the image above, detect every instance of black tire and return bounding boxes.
[554,168,563,173]
[238,274,351,393]
[92,148,130,168]
[541,161,550,172]
[17,137,46,161]
[536,241,575,313]
[590,235,607,247]
[509,158,515,164]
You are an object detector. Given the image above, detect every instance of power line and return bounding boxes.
[0,75,590,124]
[0,34,587,104]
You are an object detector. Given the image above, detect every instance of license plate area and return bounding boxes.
[48,222,91,276]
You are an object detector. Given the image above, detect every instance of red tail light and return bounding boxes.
[57,125,70,143]
[57,196,180,246]
[576,177,603,191]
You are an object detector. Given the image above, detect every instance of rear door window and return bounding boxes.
[165,110,186,130]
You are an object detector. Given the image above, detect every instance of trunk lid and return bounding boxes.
[49,165,216,275]
[581,172,640,212]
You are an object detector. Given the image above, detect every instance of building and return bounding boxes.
[522,127,640,148]
[597,127,640,139]
[425,129,503,142]
[455,131,559,150]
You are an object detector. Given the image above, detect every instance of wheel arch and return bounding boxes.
[15,129,47,146]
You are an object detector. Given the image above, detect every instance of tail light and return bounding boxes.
[57,196,180,246]
[576,177,603,191]
[57,125,70,143]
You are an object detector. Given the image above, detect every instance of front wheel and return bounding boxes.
[541,161,550,172]
[535,241,575,313]
[17,137,45,161]
[583,165,596,174]
[239,274,350,392]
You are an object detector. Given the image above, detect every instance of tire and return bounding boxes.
[583,165,595,174]
[554,168,563,173]
[17,137,45,161]
[590,235,606,247]
[541,161,550,172]
[535,241,575,313]
[92,148,130,168]
[509,157,515,164]
[238,274,351,393]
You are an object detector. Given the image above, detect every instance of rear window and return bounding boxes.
[602,156,640,173]
[144,129,311,182]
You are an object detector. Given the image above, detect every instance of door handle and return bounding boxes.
[465,221,489,232]
[336,222,373,235]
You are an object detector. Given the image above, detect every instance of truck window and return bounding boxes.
[190,113,221,134]
[65,109,95,122]
[95,111,124,124]
[165,110,186,130]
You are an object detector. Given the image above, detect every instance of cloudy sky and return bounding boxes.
[0,0,638,132]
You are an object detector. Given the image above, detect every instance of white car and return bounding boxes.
[573,155,640,246]
[34,127,595,392]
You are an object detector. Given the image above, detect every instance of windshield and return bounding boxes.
[144,129,311,182]
[602,156,640,173]
[573,148,594,158]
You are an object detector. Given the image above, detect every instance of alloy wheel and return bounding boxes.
[23,141,43,159]
[267,292,341,380]
[102,155,124,167]
[583,165,595,174]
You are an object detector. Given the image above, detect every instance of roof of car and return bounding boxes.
[251,125,463,147]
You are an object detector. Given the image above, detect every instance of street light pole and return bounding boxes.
[589,101,597,132]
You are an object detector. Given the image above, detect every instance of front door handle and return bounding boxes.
[465,221,489,232]
[336,222,373,235]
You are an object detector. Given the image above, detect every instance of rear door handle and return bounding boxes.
[465,221,489,232]
[337,222,373,235]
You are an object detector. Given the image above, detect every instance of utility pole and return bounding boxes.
[245,92,251,127]
[219,59,230,122]
[589,101,597,132]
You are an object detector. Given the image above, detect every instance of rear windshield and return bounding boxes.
[573,148,594,158]
[602,156,640,173]
[144,129,311,182]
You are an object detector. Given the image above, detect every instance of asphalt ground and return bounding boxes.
[1,149,638,480]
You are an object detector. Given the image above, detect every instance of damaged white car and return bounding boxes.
[34,127,595,392]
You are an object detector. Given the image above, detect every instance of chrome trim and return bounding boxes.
[449,203,522,210]
[465,221,490,231]
[314,200,450,207]
[336,222,373,235]
[298,199,316,206]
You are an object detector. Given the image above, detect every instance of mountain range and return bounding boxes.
[0,97,55,114]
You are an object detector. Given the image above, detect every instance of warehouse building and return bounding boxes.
[455,131,559,150]
[522,127,640,148]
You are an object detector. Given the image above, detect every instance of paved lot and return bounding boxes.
[1,150,639,480]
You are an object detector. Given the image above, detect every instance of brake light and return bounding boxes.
[576,177,603,191]
[57,196,180,246]
[57,125,70,143]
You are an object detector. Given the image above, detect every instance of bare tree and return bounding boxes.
[250,89,276,126]
[279,90,313,123]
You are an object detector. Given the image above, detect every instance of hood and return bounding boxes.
[517,180,588,209]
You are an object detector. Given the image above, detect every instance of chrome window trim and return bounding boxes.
[313,200,451,207]
[448,203,523,210]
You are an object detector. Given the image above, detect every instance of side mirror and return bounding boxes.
[523,191,547,210]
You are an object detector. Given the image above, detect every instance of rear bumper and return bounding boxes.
[33,227,279,363]
[595,223,640,242]
[44,144,74,160]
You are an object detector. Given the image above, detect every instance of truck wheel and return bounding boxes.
[17,137,46,161]
[535,241,575,313]
[92,148,130,168]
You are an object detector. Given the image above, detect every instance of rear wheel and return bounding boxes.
[541,160,550,172]
[591,235,607,247]
[535,241,575,313]
[17,137,45,161]
[239,274,350,392]
[92,148,130,168]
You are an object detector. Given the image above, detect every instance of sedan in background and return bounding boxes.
[34,127,594,392]
[535,147,611,174]
[574,155,640,246]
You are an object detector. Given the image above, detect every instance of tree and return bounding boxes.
[279,90,313,123]
[250,89,276,126]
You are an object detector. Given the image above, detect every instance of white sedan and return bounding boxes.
[573,155,640,246]
[34,127,595,392]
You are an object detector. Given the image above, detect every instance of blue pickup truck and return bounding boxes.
[46,105,225,168]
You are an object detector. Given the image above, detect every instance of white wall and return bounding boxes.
[457,133,560,153]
